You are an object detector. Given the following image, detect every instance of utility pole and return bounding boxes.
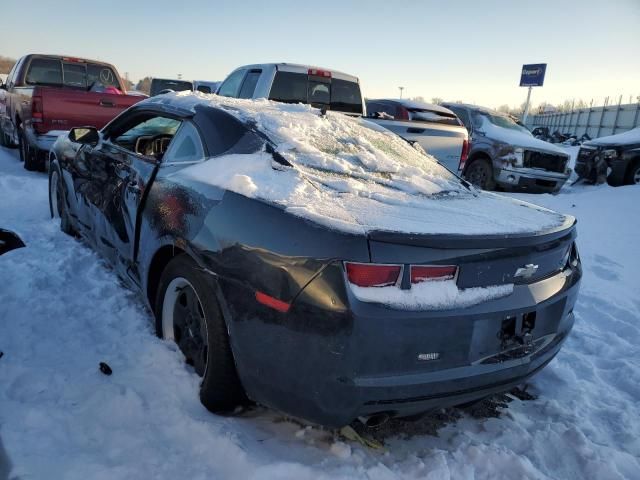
[177,73,182,80]
[522,86,533,124]
[399,86,404,99]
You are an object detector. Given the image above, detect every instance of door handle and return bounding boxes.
[99,99,115,107]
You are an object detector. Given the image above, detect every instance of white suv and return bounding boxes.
[217,63,365,115]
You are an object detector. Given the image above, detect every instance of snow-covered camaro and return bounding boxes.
[48,92,582,427]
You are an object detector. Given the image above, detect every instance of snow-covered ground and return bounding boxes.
[1,144,639,479]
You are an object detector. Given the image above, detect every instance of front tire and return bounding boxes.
[626,162,640,185]
[465,158,496,190]
[49,163,75,235]
[155,254,245,412]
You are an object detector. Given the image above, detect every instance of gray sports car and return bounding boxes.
[48,93,581,427]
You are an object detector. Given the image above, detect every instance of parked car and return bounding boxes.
[193,80,220,94]
[49,93,581,427]
[150,78,194,97]
[575,127,640,185]
[0,54,143,171]
[0,228,24,256]
[217,63,364,115]
[365,99,468,172]
[441,103,571,193]
[150,79,220,96]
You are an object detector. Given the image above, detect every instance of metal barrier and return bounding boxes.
[526,100,640,138]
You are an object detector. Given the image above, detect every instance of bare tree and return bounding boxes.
[0,55,16,74]
[135,77,152,94]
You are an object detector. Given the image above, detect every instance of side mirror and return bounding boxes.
[69,126,100,146]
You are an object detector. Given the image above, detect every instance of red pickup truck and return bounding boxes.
[0,54,143,171]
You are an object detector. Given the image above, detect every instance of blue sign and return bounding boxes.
[520,64,547,87]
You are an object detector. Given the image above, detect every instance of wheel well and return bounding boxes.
[625,157,640,178]
[464,152,492,174]
[147,245,186,313]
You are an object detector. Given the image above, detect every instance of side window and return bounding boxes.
[196,85,211,94]
[162,122,205,163]
[111,115,182,159]
[218,69,246,97]
[238,70,262,99]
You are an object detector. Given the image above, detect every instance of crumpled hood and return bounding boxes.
[481,121,569,155]
[585,127,640,147]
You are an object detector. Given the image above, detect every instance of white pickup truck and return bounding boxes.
[217,64,468,171]
[365,99,469,172]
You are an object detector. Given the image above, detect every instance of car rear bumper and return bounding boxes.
[496,167,570,193]
[227,261,581,427]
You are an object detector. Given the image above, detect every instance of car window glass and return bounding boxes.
[196,85,211,93]
[269,71,307,104]
[448,106,471,129]
[238,70,261,99]
[163,122,204,163]
[26,58,62,86]
[63,63,87,88]
[6,58,20,86]
[150,79,193,96]
[366,101,396,119]
[330,79,363,114]
[86,64,121,90]
[218,69,246,97]
[308,80,330,105]
[112,115,182,159]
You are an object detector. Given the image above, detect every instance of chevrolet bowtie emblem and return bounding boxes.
[515,264,539,279]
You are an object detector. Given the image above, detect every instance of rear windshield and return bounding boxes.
[409,109,462,126]
[269,71,363,114]
[150,79,193,96]
[25,58,121,91]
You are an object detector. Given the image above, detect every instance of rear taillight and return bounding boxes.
[32,96,43,123]
[410,265,457,284]
[345,262,401,287]
[459,138,469,171]
[395,106,410,120]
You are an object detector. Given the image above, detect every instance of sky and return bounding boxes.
[1,0,639,109]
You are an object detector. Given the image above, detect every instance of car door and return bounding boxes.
[84,112,182,278]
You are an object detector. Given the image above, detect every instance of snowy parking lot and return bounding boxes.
[0,143,639,479]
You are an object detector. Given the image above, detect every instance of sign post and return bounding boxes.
[520,63,546,125]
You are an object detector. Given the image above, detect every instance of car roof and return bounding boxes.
[230,63,359,83]
[367,98,456,115]
[441,102,498,115]
[23,53,116,68]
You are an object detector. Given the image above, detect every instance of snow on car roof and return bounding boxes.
[156,92,568,236]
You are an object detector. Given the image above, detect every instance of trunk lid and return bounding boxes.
[367,216,576,288]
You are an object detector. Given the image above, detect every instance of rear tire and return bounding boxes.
[155,254,245,413]
[19,127,39,171]
[465,158,496,191]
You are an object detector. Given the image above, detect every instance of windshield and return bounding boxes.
[476,111,531,134]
